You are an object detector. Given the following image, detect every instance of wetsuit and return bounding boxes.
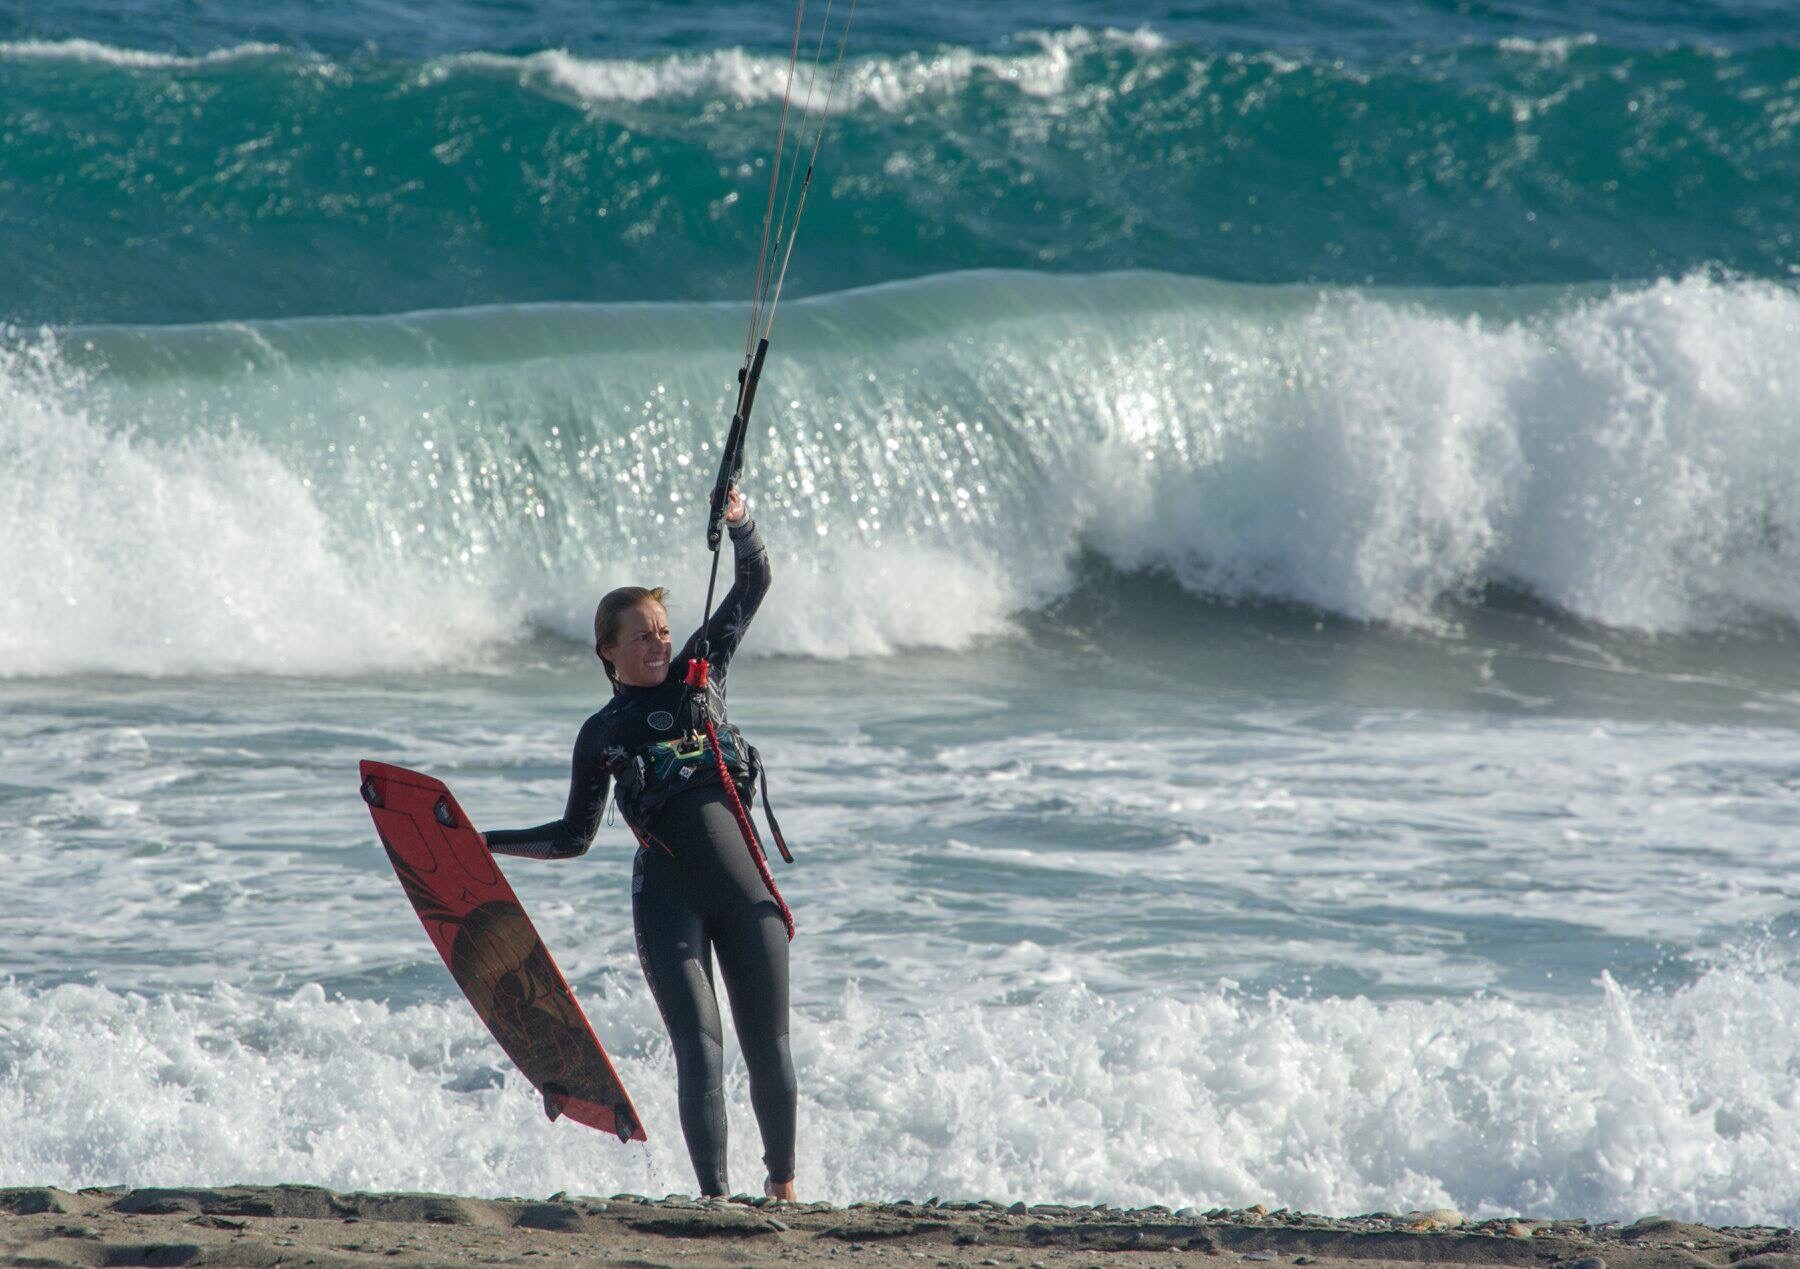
[485,518,793,1196]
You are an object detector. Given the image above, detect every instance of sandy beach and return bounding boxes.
[4,1185,1796,1268]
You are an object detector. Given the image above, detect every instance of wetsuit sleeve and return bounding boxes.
[484,715,611,861]
[678,516,771,674]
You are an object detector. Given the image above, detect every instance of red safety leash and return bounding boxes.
[687,658,794,941]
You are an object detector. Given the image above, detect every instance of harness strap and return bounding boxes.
[750,746,794,864]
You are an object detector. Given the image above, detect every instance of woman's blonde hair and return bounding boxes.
[594,586,669,685]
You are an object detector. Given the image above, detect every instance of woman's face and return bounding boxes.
[605,600,673,687]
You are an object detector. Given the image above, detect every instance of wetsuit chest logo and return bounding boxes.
[647,710,675,731]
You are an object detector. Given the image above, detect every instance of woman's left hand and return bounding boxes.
[724,484,748,525]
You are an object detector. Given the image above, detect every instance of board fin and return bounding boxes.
[542,1082,567,1122]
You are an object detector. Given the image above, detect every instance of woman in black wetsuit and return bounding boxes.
[483,486,798,1201]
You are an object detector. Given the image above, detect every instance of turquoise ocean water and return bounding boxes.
[3,0,1799,1221]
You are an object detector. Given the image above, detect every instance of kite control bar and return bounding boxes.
[706,337,770,551]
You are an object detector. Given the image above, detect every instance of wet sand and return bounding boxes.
[4,1185,1797,1268]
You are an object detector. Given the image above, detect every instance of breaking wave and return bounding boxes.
[4,269,1799,676]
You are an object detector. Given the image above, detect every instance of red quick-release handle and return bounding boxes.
[684,658,711,689]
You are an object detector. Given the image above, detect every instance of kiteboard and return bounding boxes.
[357,759,644,1142]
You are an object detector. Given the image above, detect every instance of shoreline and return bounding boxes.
[4,1185,1795,1268]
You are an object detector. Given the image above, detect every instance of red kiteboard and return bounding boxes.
[358,759,644,1142]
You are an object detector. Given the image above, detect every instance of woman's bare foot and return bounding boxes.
[764,1176,797,1203]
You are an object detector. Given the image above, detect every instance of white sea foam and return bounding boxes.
[439,27,1159,113]
[0,39,286,69]
[1495,34,1600,63]
[8,662,1793,1007]
[1099,26,1170,55]
[0,340,516,677]
[1,967,1795,1222]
